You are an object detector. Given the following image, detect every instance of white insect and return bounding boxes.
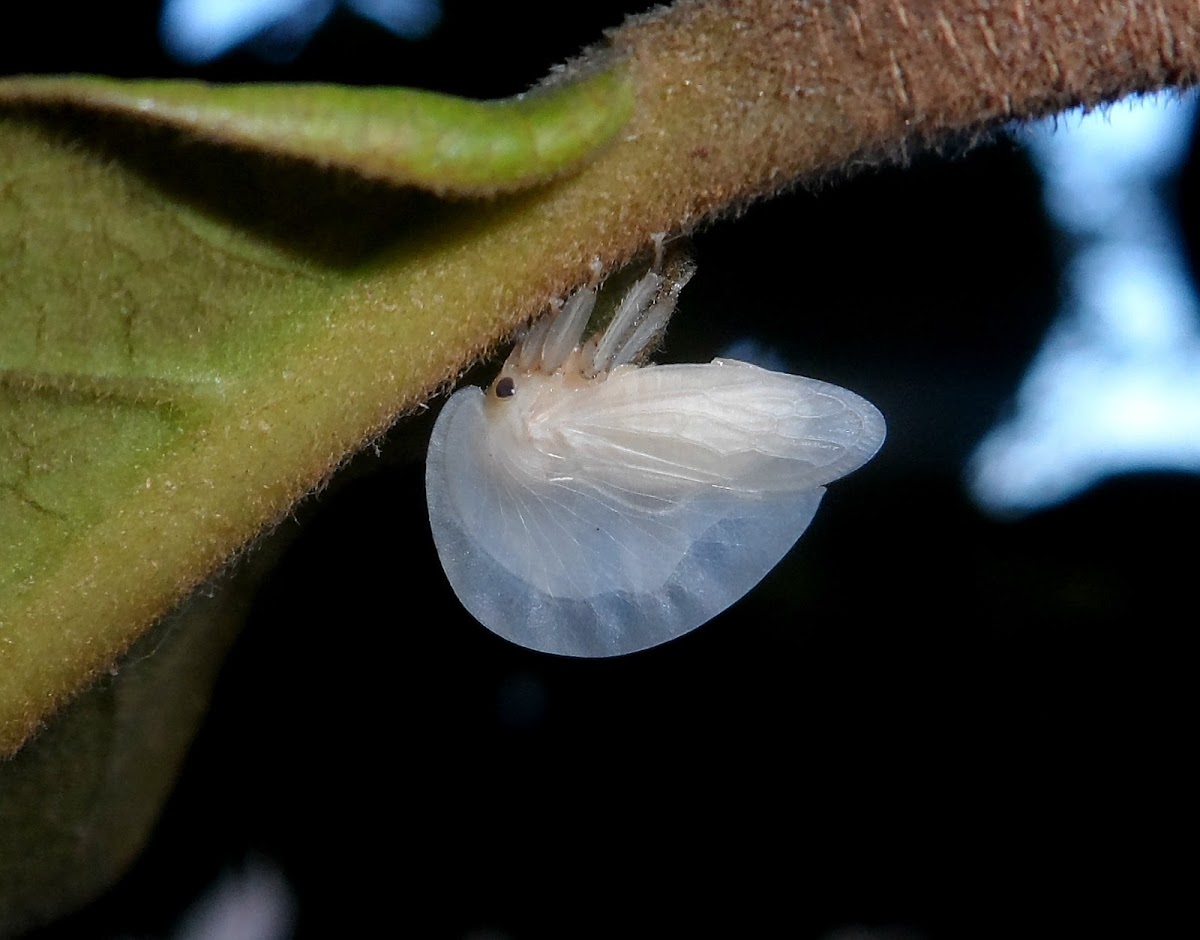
[425,258,885,657]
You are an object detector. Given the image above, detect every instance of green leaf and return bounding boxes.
[0,557,266,937]
[0,64,634,757]
[0,67,635,194]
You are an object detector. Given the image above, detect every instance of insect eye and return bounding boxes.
[494,377,516,399]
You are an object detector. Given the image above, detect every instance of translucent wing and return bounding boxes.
[536,358,886,499]
[425,358,884,657]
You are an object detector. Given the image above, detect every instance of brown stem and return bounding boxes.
[594,0,1199,232]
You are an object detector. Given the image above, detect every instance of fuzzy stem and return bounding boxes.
[600,0,1199,221]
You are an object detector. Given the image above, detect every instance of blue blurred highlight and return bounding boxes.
[968,91,1200,515]
[160,0,440,64]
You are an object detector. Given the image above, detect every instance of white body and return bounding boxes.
[426,265,886,657]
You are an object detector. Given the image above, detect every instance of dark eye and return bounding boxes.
[494,376,516,399]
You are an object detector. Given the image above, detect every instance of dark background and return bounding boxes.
[9,2,1196,937]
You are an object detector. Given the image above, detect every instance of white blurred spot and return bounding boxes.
[968,91,1200,515]
[720,336,790,372]
[170,859,295,940]
[346,0,439,37]
[161,0,440,64]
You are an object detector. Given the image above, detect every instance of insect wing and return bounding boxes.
[426,359,882,657]
[539,358,886,498]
